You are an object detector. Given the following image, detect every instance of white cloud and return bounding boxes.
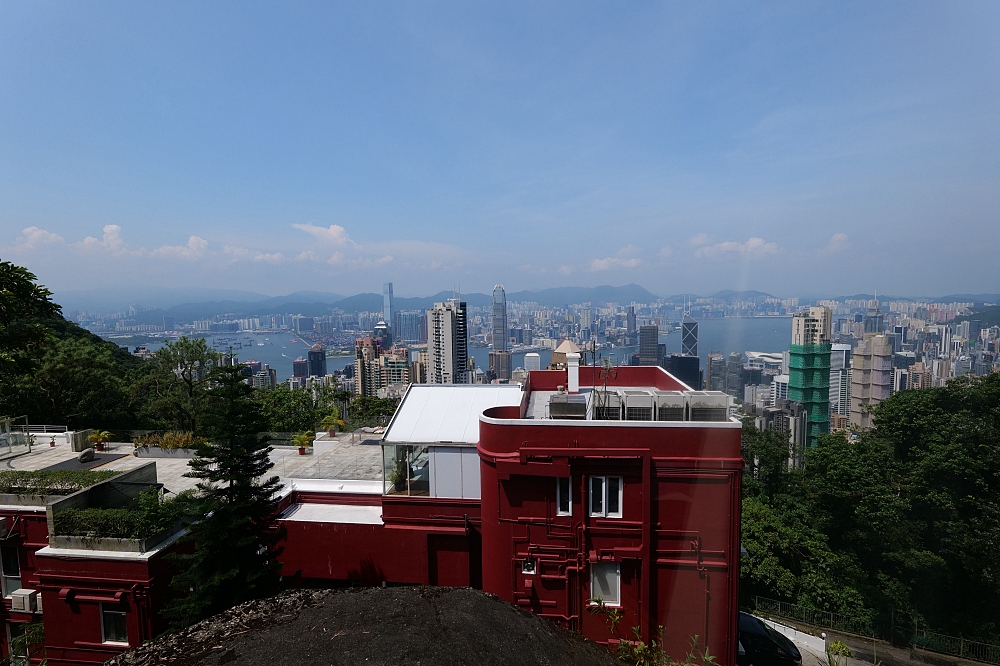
[78,225,135,255]
[694,237,779,259]
[819,233,849,255]
[558,265,574,276]
[589,245,644,271]
[11,226,65,250]
[149,235,209,260]
[657,245,674,260]
[689,233,711,246]
[292,223,356,247]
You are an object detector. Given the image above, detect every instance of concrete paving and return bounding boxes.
[1,433,384,496]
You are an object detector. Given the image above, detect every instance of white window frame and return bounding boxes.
[589,475,623,518]
[589,561,621,607]
[0,545,21,598]
[556,477,572,516]
[100,602,129,646]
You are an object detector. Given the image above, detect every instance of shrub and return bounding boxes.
[0,470,118,496]
[54,489,194,539]
[828,641,852,657]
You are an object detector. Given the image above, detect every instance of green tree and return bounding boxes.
[137,337,219,433]
[0,260,61,378]
[253,384,319,432]
[164,365,283,628]
[347,396,399,429]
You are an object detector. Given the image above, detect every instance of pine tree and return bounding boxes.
[165,364,283,627]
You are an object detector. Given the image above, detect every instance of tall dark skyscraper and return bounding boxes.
[307,343,328,377]
[492,284,508,351]
[639,325,660,365]
[626,306,636,336]
[682,313,699,357]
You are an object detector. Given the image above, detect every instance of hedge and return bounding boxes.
[0,470,119,496]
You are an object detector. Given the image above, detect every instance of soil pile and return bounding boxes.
[106,587,623,666]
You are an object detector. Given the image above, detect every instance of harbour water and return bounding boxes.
[109,317,791,383]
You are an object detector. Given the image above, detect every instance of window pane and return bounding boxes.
[2,576,22,597]
[590,477,603,515]
[1,546,20,577]
[590,562,620,606]
[102,605,128,644]
[607,477,621,516]
[557,478,570,515]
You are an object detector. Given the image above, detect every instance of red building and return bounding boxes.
[278,362,742,662]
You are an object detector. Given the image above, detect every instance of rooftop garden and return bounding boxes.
[54,489,194,540]
[0,470,119,496]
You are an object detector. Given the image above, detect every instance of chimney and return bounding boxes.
[567,353,580,394]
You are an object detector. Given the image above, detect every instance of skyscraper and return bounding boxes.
[354,337,383,396]
[638,325,660,365]
[383,282,394,335]
[707,353,726,391]
[788,306,832,448]
[829,344,852,417]
[850,334,893,429]
[307,343,328,377]
[492,284,508,352]
[681,313,698,357]
[626,306,636,337]
[427,300,469,384]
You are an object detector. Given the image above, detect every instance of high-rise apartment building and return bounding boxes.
[394,311,423,344]
[427,300,469,384]
[788,306,832,448]
[829,344,852,417]
[681,313,698,357]
[492,285,508,352]
[850,334,893,428]
[354,337,383,396]
[524,353,541,372]
[307,343,328,377]
[639,325,660,365]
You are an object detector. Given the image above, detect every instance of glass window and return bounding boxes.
[589,476,603,516]
[590,562,620,606]
[589,476,623,518]
[7,622,28,666]
[0,546,21,597]
[556,477,571,516]
[101,603,128,645]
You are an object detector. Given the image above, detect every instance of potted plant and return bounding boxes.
[49,436,56,448]
[87,430,112,452]
[388,458,408,492]
[319,412,340,436]
[292,431,314,455]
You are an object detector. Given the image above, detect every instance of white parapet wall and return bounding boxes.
[758,616,828,654]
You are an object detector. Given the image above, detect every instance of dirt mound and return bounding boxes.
[107,587,623,666]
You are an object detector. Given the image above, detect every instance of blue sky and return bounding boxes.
[2,2,998,298]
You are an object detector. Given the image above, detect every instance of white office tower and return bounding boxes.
[829,344,852,417]
[427,300,470,384]
[383,283,394,334]
[492,284,508,351]
[524,353,541,372]
[770,374,789,406]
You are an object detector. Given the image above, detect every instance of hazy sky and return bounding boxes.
[2,2,998,299]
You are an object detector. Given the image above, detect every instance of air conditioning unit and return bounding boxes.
[687,391,730,422]
[592,390,622,420]
[11,589,38,613]
[622,390,655,421]
[654,391,686,421]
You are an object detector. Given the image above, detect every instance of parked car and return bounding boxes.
[738,611,803,666]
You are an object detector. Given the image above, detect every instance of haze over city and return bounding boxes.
[2,2,998,299]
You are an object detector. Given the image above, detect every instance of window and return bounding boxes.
[556,477,572,516]
[589,476,622,518]
[0,546,20,597]
[101,603,128,645]
[7,622,28,666]
[590,562,620,606]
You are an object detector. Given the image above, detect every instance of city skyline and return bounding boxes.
[2,3,999,297]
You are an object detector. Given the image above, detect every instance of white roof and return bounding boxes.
[383,384,524,445]
[279,503,383,525]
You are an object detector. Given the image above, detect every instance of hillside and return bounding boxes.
[105,587,622,666]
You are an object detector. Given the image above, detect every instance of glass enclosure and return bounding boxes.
[382,445,430,496]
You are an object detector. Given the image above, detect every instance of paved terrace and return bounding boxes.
[1,434,383,496]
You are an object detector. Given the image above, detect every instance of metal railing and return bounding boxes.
[752,597,1000,665]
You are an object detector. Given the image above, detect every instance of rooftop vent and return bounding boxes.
[549,393,587,420]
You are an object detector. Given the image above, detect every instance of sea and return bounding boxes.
[108,317,792,383]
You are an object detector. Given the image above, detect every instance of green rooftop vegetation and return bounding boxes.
[54,489,195,540]
[0,470,119,496]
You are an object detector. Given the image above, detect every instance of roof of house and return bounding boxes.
[383,384,524,445]
[553,340,581,354]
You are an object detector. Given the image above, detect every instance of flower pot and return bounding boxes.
[95,443,105,452]
[298,447,306,455]
[49,441,56,448]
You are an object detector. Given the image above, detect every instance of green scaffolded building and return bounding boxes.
[788,306,833,448]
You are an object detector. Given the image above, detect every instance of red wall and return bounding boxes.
[478,414,742,665]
